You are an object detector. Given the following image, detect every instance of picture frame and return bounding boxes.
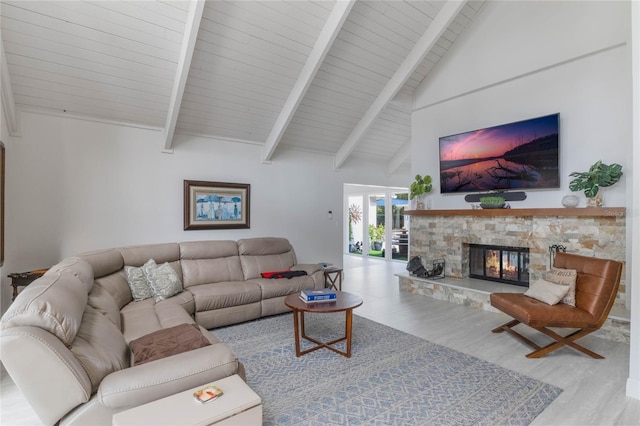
[184,180,250,230]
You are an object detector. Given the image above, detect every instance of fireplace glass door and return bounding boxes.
[469,244,529,286]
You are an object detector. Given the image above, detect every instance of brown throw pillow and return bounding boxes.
[129,323,211,366]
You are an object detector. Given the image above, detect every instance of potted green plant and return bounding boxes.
[478,196,506,209]
[569,161,623,207]
[368,224,385,251]
[409,174,432,209]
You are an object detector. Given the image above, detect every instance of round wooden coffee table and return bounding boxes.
[284,291,363,358]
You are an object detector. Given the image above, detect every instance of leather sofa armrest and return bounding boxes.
[97,343,239,409]
[291,263,323,275]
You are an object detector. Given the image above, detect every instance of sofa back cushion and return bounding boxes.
[78,248,124,279]
[88,283,122,329]
[94,271,133,310]
[0,258,92,346]
[238,238,297,280]
[180,241,244,287]
[69,306,129,393]
[118,243,181,267]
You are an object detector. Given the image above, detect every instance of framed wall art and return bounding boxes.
[184,180,250,230]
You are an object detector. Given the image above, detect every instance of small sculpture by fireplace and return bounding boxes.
[469,244,530,287]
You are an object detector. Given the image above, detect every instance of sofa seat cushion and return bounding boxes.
[162,289,195,315]
[490,293,596,328]
[121,299,162,343]
[254,276,315,299]
[189,282,262,312]
[155,299,196,330]
[129,323,211,366]
[120,297,195,343]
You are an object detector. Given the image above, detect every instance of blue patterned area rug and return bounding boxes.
[212,313,562,425]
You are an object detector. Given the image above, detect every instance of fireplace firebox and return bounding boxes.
[469,244,530,287]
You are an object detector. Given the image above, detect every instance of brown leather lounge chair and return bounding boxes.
[490,252,623,358]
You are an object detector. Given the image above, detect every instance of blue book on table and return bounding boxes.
[300,289,337,302]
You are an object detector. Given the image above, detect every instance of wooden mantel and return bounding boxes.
[405,207,625,218]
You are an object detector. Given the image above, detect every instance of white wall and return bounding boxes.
[0,111,410,313]
[413,0,631,210]
[411,0,636,399]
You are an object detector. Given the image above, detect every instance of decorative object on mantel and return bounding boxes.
[569,160,623,207]
[409,174,432,209]
[479,195,506,209]
[464,191,527,203]
[561,194,579,208]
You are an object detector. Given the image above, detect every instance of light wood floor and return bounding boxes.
[2,255,639,425]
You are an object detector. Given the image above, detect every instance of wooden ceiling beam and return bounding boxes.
[162,0,205,152]
[334,1,467,170]
[261,0,355,163]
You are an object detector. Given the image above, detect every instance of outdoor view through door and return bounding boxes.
[346,186,409,261]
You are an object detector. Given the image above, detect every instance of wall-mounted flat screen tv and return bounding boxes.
[438,113,560,194]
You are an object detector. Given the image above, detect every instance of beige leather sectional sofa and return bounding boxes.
[0,237,323,425]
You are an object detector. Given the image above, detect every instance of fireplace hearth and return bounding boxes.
[469,244,529,287]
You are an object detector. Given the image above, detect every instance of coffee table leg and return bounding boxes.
[292,309,301,357]
[345,309,353,358]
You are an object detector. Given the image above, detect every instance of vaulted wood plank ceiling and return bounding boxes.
[0,0,485,171]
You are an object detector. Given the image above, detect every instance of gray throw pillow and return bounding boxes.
[124,263,154,301]
[142,259,183,302]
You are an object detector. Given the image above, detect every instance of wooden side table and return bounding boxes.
[284,291,363,358]
[324,267,343,291]
[8,269,48,301]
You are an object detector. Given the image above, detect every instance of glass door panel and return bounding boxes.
[368,194,384,258]
[347,196,363,255]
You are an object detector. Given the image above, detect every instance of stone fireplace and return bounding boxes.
[404,207,627,306]
[469,244,530,287]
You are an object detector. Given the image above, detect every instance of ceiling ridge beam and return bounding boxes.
[387,139,411,175]
[334,0,467,170]
[261,0,355,163]
[163,0,205,152]
[1,36,19,136]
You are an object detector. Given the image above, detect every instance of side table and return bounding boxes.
[324,267,343,291]
[8,269,48,301]
[112,374,262,426]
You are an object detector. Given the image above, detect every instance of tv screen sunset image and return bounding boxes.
[438,114,560,193]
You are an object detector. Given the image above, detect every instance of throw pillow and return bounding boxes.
[546,267,577,306]
[524,279,571,305]
[124,264,154,301]
[129,323,211,366]
[142,259,183,302]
